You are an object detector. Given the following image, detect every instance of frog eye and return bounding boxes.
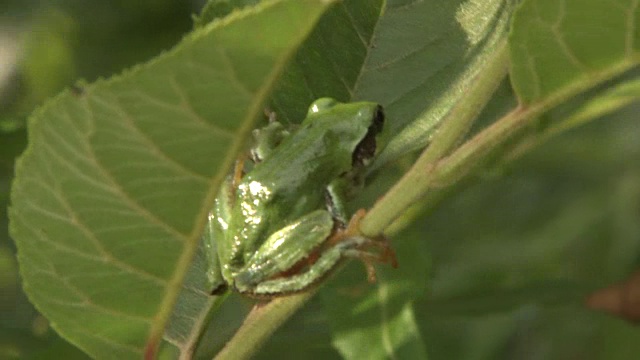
[308,98,339,116]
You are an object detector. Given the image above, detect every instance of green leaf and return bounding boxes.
[507,78,640,158]
[9,0,334,358]
[160,242,217,358]
[510,0,640,104]
[365,0,515,167]
[557,79,640,132]
[269,0,385,124]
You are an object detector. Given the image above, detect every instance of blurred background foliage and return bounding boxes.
[1,0,640,359]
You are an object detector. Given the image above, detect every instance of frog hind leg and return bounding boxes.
[250,246,344,295]
[248,233,395,296]
[233,209,335,294]
[235,210,397,296]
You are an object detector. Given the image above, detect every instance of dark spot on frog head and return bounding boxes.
[352,105,384,167]
[371,105,384,134]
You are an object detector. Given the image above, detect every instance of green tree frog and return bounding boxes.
[203,98,395,297]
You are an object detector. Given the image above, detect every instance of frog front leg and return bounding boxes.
[250,120,290,163]
[203,167,243,295]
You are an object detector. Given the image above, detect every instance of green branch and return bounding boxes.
[214,293,313,360]
[362,57,639,238]
[361,41,511,236]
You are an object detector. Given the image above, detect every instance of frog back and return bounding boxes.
[221,101,383,273]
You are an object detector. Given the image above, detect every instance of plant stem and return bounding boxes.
[362,52,639,237]
[361,41,511,236]
[432,64,638,186]
[214,293,313,360]
[504,78,640,162]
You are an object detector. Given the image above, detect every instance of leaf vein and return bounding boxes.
[166,76,238,137]
[82,98,195,239]
[549,0,590,73]
[41,190,172,285]
[342,2,368,47]
[90,95,210,182]
[31,266,154,324]
[217,46,256,98]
